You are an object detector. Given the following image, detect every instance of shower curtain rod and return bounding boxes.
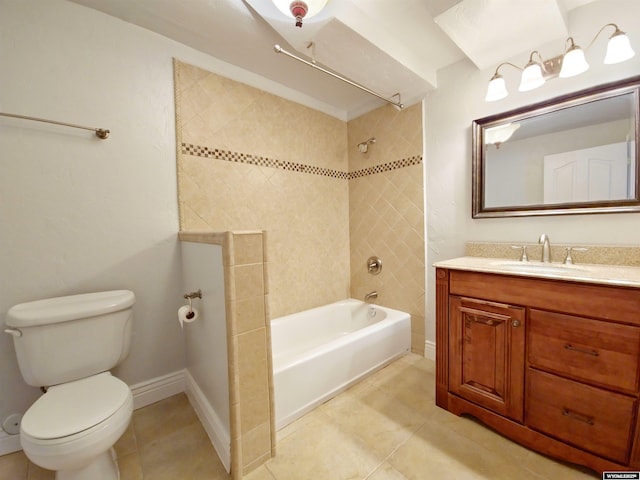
[0,112,110,139]
[273,45,404,110]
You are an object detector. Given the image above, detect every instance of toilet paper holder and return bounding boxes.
[183,289,202,300]
[183,290,202,319]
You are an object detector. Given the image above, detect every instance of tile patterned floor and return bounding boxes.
[0,354,599,479]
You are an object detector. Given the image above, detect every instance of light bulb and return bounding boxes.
[560,43,589,78]
[519,62,545,92]
[605,30,635,64]
[485,74,508,102]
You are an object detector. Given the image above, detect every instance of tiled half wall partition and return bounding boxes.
[179,230,274,478]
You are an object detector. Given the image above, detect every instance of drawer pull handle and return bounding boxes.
[562,408,594,425]
[564,344,599,357]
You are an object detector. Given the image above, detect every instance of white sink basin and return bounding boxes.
[491,261,588,275]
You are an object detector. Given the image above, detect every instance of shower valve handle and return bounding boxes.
[367,256,382,275]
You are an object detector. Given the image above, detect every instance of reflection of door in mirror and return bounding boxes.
[543,142,631,204]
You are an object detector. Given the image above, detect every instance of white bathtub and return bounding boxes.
[271,298,411,430]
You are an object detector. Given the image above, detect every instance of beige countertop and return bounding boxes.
[434,256,640,288]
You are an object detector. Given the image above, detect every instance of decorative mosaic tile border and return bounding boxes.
[181,143,422,180]
[349,155,423,179]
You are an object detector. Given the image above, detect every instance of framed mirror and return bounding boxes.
[472,76,640,218]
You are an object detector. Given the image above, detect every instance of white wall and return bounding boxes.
[181,241,230,469]
[0,0,315,446]
[424,1,640,343]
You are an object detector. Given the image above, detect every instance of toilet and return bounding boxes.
[4,290,135,480]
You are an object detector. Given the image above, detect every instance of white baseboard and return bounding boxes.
[130,370,187,410]
[424,340,436,361]
[185,370,231,472]
[0,431,21,456]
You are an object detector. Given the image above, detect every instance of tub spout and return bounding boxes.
[364,291,378,302]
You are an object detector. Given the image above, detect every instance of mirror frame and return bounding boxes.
[472,75,640,218]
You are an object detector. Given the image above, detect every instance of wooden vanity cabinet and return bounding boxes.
[436,267,640,474]
[449,296,525,422]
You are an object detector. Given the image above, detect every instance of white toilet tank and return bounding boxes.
[5,290,135,388]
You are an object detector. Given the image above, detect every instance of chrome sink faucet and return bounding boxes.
[539,234,551,263]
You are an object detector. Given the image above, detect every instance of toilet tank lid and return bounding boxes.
[5,290,135,328]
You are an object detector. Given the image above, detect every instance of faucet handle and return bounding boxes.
[563,247,588,265]
[511,245,529,262]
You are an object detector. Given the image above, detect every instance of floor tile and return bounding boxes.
[137,419,230,480]
[365,461,408,480]
[265,408,383,480]
[0,353,603,480]
[0,451,28,479]
[244,464,277,480]
[321,380,425,459]
[117,452,143,480]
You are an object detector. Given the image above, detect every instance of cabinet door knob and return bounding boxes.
[511,320,521,327]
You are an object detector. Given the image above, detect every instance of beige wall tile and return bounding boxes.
[241,422,272,471]
[348,104,425,354]
[234,264,264,301]
[175,58,350,318]
[237,329,270,433]
[232,233,264,266]
[234,296,266,335]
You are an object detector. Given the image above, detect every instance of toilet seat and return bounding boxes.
[20,372,133,473]
[21,372,130,440]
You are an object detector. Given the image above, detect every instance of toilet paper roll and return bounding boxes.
[178,305,199,329]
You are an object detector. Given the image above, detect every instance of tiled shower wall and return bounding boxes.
[347,105,426,354]
[174,59,425,343]
[174,60,350,319]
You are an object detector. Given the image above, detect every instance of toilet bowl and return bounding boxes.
[20,373,133,480]
[4,290,136,480]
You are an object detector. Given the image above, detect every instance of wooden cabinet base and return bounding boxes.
[445,393,626,475]
[436,267,640,474]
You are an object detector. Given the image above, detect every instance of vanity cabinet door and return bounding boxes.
[449,296,525,422]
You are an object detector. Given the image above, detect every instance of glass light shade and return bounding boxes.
[560,46,589,78]
[485,74,508,102]
[605,31,635,64]
[518,62,545,92]
[272,0,329,19]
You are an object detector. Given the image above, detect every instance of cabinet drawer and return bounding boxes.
[527,369,635,464]
[528,309,640,393]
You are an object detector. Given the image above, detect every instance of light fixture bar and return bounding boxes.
[274,44,405,110]
[485,22,635,102]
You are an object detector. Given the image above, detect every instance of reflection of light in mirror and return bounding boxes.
[485,123,520,149]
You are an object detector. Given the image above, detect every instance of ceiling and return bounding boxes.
[68,0,597,119]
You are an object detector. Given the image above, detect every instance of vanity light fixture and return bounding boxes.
[519,51,546,91]
[485,23,635,102]
[272,0,329,27]
[559,37,590,78]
